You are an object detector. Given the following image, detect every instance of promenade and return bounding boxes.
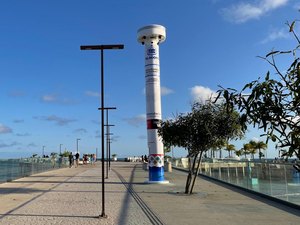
[0,162,299,225]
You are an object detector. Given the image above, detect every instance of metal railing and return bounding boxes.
[172,158,300,206]
[0,157,69,183]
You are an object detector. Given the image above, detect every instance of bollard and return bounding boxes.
[165,161,172,172]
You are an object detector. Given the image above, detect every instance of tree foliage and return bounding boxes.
[216,20,300,159]
[159,101,244,194]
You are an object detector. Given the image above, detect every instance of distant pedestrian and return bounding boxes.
[51,154,56,168]
[75,152,80,168]
[83,155,88,165]
[92,154,96,165]
[69,153,73,168]
[144,154,148,162]
[58,155,62,168]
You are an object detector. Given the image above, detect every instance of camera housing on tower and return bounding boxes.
[137,24,166,45]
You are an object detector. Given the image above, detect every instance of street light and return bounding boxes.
[107,133,114,170]
[42,146,45,157]
[76,138,80,154]
[60,144,63,155]
[104,125,114,176]
[81,44,124,218]
[101,107,116,179]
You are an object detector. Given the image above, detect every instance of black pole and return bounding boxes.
[106,109,109,179]
[108,127,111,170]
[80,44,123,219]
[100,48,106,218]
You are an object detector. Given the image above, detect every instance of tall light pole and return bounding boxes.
[104,125,114,178]
[42,146,45,157]
[60,144,63,155]
[105,125,114,169]
[108,133,114,170]
[80,44,124,218]
[103,107,116,179]
[76,138,80,154]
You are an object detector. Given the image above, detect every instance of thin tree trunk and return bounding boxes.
[189,151,203,194]
[185,155,197,194]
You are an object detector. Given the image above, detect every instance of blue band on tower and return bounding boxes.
[149,166,164,181]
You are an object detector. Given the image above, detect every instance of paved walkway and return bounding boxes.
[0,162,299,225]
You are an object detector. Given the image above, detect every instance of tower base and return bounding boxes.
[145,180,170,184]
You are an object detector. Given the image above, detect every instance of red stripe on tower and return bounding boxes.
[147,119,160,129]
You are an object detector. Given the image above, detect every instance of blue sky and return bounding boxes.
[0,0,299,159]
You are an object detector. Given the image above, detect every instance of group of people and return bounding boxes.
[68,152,97,168]
[68,152,80,168]
[82,154,97,165]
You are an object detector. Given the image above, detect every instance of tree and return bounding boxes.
[164,143,172,155]
[225,143,236,158]
[159,101,244,194]
[216,19,300,159]
[248,141,257,159]
[235,149,243,157]
[61,150,71,157]
[242,143,252,159]
[249,140,267,160]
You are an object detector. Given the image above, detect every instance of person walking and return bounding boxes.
[75,152,80,168]
[68,153,73,168]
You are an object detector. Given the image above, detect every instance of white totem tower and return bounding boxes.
[137,24,166,182]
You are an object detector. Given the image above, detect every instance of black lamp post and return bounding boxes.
[80,44,123,218]
[105,125,114,171]
[104,124,114,178]
[103,107,116,178]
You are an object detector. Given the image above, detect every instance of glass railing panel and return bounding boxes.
[0,157,69,183]
[172,157,300,206]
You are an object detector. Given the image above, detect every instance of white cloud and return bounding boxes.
[0,124,13,134]
[13,119,24,123]
[34,115,77,126]
[123,114,146,127]
[0,141,20,148]
[27,142,38,148]
[221,0,289,23]
[260,28,290,43]
[42,94,57,102]
[190,85,218,103]
[85,91,100,97]
[41,94,75,105]
[73,128,88,134]
[161,86,174,96]
[16,133,30,137]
